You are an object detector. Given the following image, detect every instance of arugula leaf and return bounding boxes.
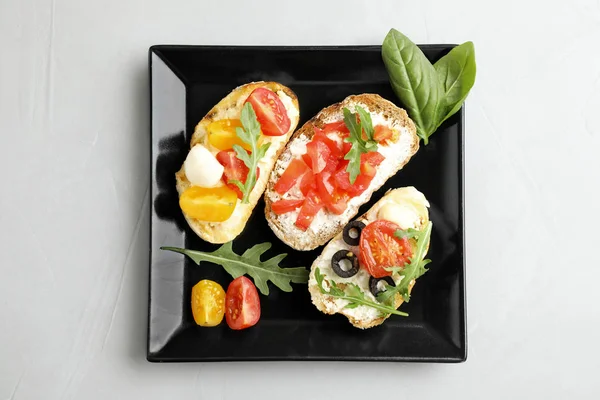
[342,106,378,184]
[161,242,308,296]
[394,228,422,240]
[377,221,433,304]
[434,41,476,129]
[232,103,271,203]
[382,28,476,145]
[315,268,409,317]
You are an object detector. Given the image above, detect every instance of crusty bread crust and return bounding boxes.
[176,82,300,243]
[264,94,418,251]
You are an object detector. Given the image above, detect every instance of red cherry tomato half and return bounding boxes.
[216,150,260,199]
[245,88,291,136]
[359,220,413,278]
[225,276,261,330]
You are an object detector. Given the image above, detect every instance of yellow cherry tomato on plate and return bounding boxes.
[207,119,252,151]
[179,186,237,222]
[191,280,226,327]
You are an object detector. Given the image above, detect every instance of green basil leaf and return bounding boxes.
[434,41,476,127]
[382,28,442,144]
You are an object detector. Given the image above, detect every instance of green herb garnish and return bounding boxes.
[394,228,422,240]
[161,242,308,295]
[315,267,408,317]
[382,28,476,144]
[342,106,378,184]
[377,221,433,305]
[230,102,271,203]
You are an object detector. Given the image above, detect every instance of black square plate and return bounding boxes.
[148,45,466,362]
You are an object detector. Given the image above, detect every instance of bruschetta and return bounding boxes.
[264,94,418,251]
[176,82,300,243]
[307,187,432,329]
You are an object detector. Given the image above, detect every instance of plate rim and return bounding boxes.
[147,44,467,363]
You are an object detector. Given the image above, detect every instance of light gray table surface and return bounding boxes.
[1,0,599,398]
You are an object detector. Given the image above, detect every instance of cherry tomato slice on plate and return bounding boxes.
[191,280,225,327]
[245,88,291,136]
[359,220,413,278]
[225,276,261,330]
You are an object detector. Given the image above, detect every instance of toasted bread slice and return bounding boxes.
[307,187,430,329]
[264,94,418,251]
[176,82,300,243]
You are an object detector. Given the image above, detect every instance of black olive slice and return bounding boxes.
[369,276,396,297]
[343,221,366,246]
[331,250,359,278]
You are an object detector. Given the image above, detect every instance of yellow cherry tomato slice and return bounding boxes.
[191,280,226,327]
[207,119,252,151]
[179,186,237,222]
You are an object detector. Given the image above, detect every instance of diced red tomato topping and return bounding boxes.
[342,141,352,155]
[333,152,384,196]
[271,199,304,215]
[274,158,309,195]
[272,116,388,229]
[315,171,348,215]
[299,169,316,196]
[321,121,349,136]
[313,127,343,159]
[301,153,312,167]
[362,151,385,167]
[305,140,331,174]
[374,125,394,142]
[295,190,323,231]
